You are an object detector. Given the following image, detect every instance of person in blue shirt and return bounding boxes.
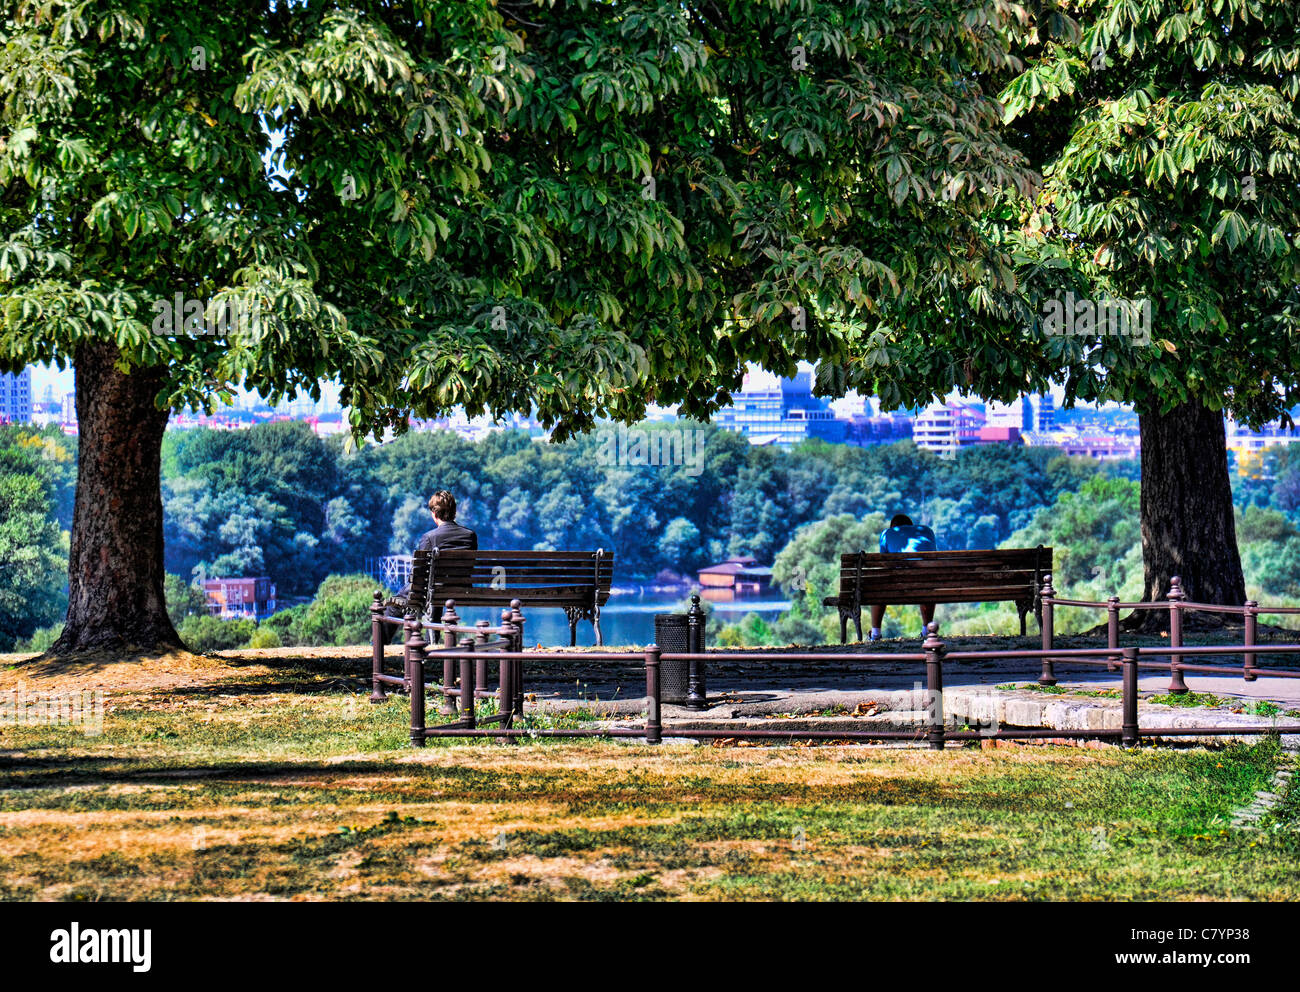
[870,514,937,641]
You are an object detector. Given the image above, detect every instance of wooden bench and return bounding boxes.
[822,546,1053,643]
[406,548,614,646]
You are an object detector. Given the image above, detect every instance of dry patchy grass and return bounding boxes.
[0,649,1296,901]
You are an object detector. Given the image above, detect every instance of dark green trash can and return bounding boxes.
[654,613,691,703]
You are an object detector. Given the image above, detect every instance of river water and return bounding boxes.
[448,589,790,647]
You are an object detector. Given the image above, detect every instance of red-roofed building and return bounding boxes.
[203,577,277,620]
[974,426,1022,444]
[696,556,773,594]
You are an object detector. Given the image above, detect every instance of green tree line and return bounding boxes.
[13,417,1300,652]
[156,420,1139,596]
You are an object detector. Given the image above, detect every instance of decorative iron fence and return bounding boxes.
[1039,573,1300,691]
[370,592,1300,750]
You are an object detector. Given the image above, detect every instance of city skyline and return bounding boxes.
[22,359,1131,422]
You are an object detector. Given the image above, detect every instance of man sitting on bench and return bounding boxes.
[869,513,937,642]
[389,490,477,619]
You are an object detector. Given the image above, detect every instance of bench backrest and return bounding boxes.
[837,547,1052,605]
[408,548,614,616]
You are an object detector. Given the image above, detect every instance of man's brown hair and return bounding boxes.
[429,490,457,521]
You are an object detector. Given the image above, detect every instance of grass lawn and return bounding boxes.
[1,649,1297,901]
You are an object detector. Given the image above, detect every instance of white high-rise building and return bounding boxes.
[913,402,984,457]
[985,398,1032,431]
[829,392,868,419]
[1031,393,1055,431]
[0,367,32,424]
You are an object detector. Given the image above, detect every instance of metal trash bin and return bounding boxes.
[654,614,691,703]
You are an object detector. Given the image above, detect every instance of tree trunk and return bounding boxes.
[1132,401,1246,631]
[50,341,182,654]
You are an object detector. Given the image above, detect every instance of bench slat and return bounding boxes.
[437,591,613,605]
[846,559,1046,570]
[436,582,610,593]
[438,567,614,579]
[841,569,1042,585]
[840,548,1047,559]
[432,550,610,561]
[438,586,604,597]
[849,571,1043,588]
[857,583,1039,596]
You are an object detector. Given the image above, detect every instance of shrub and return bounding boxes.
[292,573,378,647]
[246,627,282,649]
[178,614,256,653]
[13,623,63,653]
[716,612,777,647]
[261,604,307,646]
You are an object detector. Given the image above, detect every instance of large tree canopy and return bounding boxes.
[1000,0,1300,422]
[821,0,1300,616]
[0,0,1042,651]
[1003,0,1300,614]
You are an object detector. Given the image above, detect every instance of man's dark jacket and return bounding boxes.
[416,521,478,553]
[389,521,478,615]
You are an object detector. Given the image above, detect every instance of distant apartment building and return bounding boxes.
[29,384,63,426]
[974,425,1022,445]
[0,368,32,424]
[1031,393,1055,431]
[1225,416,1300,477]
[913,402,984,457]
[985,397,1033,432]
[1021,430,1140,461]
[828,393,869,419]
[202,577,277,620]
[714,370,847,446]
[1059,434,1139,461]
[61,390,77,426]
[844,412,913,447]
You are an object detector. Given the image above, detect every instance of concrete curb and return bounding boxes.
[539,686,1296,746]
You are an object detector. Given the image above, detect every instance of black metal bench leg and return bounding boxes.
[593,617,603,646]
[569,621,577,647]
[853,609,863,643]
[839,610,848,645]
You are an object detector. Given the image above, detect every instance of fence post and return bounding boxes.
[1039,575,1057,686]
[686,593,707,711]
[401,609,415,694]
[406,616,427,748]
[645,645,662,744]
[1121,647,1139,748]
[440,599,459,716]
[459,637,476,729]
[1243,601,1258,682]
[510,600,526,716]
[370,592,388,703]
[475,619,490,699]
[1106,596,1121,672]
[924,622,945,751]
[1166,576,1188,694]
[499,607,516,723]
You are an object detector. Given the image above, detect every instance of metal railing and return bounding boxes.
[370,593,527,723]
[1039,574,1300,691]
[371,604,1300,749]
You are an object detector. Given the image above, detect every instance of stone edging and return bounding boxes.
[1228,746,1297,831]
